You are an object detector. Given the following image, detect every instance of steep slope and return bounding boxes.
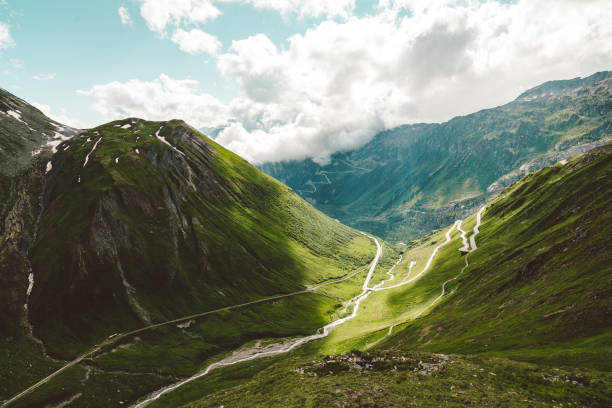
[26,118,374,358]
[0,89,78,337]
[0,89,380,406]
[261,71,612,241]
[381,143,612,368]
[175,143,612,408]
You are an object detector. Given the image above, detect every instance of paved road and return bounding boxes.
[371,222,458,292]
[131,235,383,407]
[2,237,382,408]
[425,207,486,313]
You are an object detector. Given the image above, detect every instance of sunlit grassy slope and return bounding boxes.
[1,117,382,407]
[175,143,612,408]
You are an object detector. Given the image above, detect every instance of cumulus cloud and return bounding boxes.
[136,0,354,55]
[233,0,356,19]
[138,0,220,33]
[118,6,133,26]
[83,0,612,164]
[77,74,229,129]
[0,22,14,49]
[171,28,221,55]
[33,73,56,81]
[32,102,87,129]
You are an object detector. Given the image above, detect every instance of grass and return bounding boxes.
[0,118,383,407]
[161,143,612,408]
[380,144,612,371]
[180,351,612,408]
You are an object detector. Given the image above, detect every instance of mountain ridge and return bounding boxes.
[260,70,612,241]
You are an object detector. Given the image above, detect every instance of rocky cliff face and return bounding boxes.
[0,89,77,338]
[260,71,612,241]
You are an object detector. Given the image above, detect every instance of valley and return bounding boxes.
[261,71,612,241]
[1,73,611,408]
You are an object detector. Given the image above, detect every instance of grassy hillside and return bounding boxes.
[380,144,612,370]
[0,106,383,407]
[26,118,374,358]
[175,143,612,408]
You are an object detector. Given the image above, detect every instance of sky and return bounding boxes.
[1,0,611,164]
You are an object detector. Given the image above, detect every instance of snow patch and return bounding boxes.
[559,159,568,165]
[121,124,131,129]
[45,132,72,153]
[24,272,35,312]
[7,110,28,125]
[46,161,53,173]
[83,137,102,167]
[26,273,34,296]
[115,157,119,164]
[155,128,185,156]
[135,148,140,155]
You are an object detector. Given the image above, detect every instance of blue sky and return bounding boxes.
[1,0,611,163]
[0,0,380,126]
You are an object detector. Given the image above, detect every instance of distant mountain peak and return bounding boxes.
[515,70,612,101]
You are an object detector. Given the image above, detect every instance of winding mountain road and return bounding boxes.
[371,222,459,292]
[424,206,486,313]
[4,207,486,408]
[2,236,383,408]
[131,235,382,407]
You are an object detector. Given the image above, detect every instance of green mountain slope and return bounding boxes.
[177,143,612,408]
[27,118,375,358]
[0,90,380,407]
[261,71,612,241]
[381,143,612,368]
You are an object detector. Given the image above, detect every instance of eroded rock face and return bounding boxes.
[0,162,45,337]
[0,88,69,339]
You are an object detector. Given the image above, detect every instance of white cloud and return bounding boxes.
[136,0,353,54]
[77,74,229,129]
[215,0,612,163]
[231,0,356,19]
[138,0,220,33]
[33,73,56,81]
[84,0,612,164]
[118,6,133,26]
[171,28,221,55]
[32,102,87,129]
[0,22,14,49]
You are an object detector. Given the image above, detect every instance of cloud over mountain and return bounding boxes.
[82,0,612,164]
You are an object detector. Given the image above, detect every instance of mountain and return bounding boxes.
[179,142,612,408]
[260,71,612,241]
[2,76,611,407]
[0,89,380,406]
